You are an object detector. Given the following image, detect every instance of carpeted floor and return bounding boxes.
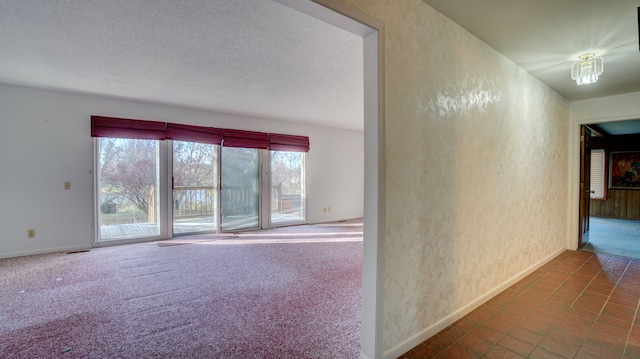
[582,216,640,259]
[0,220,363,358]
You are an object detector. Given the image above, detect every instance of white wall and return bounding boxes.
[0,83,363,259]
[570,91,640,124]
[340,1,570,357]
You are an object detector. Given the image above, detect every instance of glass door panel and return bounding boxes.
[172,141,218,235]
[270,151,306,225]
[221,147,260,231]
[97,138,161,240]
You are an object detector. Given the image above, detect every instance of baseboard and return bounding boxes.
[383,247,566,359]
[360,353,373,359]
[0,245,93,259]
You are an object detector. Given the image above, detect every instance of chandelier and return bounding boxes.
[570,53,604,85]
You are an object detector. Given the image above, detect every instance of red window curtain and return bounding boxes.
[222,129,269,149]
[91,116,166,140]
[165,123,223,145]
[269,133,310,152]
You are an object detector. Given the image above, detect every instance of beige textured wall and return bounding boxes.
[338,0,570,355]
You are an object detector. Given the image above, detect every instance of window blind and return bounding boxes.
[590,149,605,199]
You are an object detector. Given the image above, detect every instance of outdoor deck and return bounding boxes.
[100,213,304,240]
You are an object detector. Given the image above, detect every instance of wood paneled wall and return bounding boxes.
[591,189,640,219]
[589,132,640,219]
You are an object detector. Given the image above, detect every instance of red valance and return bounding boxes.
[165,123,223,145]
[91,116,166,140]
[91,116,308,152]
[223,129,270,149]
[269,133,310,152]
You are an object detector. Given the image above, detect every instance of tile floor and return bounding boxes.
[400,250,640,359]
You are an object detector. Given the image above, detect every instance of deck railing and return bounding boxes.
[173,186,216,218]
[167,185,294,220]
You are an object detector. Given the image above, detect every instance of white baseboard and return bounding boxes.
[0,245,93,259]
[383,247,566,359]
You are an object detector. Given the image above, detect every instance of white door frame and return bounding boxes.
[273,1,386,358]
[569,115,640,251]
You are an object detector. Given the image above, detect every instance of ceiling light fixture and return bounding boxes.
[570,53,604,85]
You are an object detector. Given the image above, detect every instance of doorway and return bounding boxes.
[575,121,640,258]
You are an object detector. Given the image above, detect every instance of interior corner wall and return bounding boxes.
[0,83,363,259]
[339,0,570,357]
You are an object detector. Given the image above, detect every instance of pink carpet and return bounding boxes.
[0,220,363,358]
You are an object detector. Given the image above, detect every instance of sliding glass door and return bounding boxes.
[95,132,306,241]
[172,141,218,235]
[220,147,260,231]
[96,138,162,240]
[270,151,306,225]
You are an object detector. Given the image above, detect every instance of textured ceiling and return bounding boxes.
[423,0,640,103]
[0,0,364,130]
[3,1,639,133]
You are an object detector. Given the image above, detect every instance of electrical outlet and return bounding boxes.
[27,229,35,238]
[323,207,327,213]
[328,206,331,212]
[64,182,71,190]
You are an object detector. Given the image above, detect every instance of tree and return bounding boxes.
[271,151,302,194]
[99,138,157,215]
[172,141,216,186]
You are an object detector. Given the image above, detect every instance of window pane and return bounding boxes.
[221,147,260,231]
[172,141,218,235]
[270,151,306,224]
[97,138,160,240]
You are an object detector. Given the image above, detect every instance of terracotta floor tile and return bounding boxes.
[398,251,640,359]
[508,326,544,346]
[439,324,467,342]
[538,328,584,359]
[528,347,569,359]
[424,334,451,352]
[436,342,479,359]
[628,326,640,346]
[589,322,629,344]
[493,311,524,325]
[452,317,478,334]
[575,338,625,359]
[516,318,553,336]
[555,313,593,337]
[626,343,640,356]
[484,316,515,334]
[456,332,493,356]
[483,345,526,359]
[573,296,607,313]
[597,314,633,331]
[403,343,438,359]
[609,292,640,308]
[602,302,637,321]
[468,325,505,344]
[496,335,534,357]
